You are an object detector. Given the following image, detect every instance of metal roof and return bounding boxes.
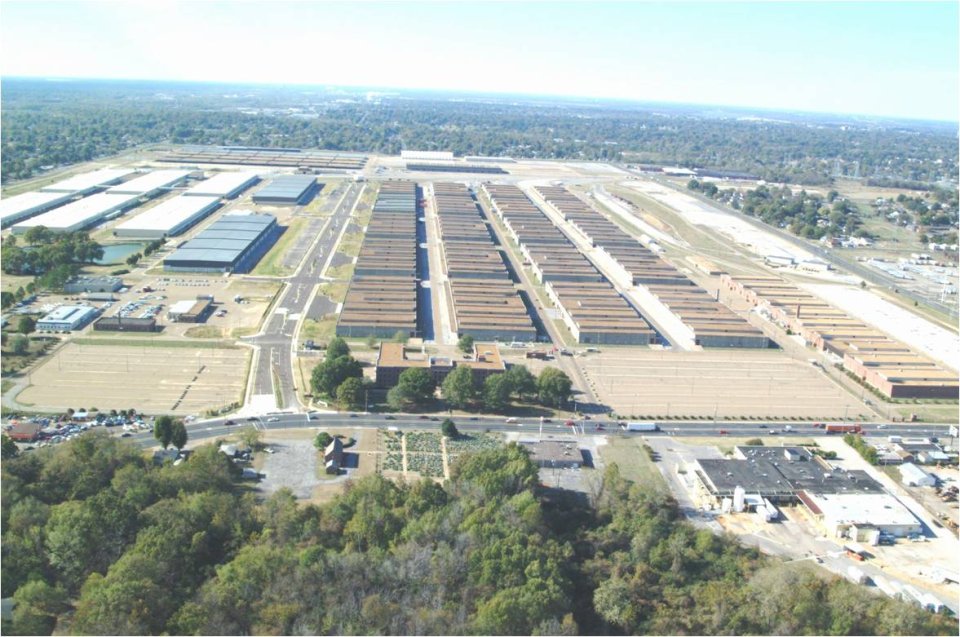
[183,171,260,197]
[163,213,275,267]
[114,195,220,235]
[13,193,142,233]
[106,170,192,195]
[0,191,76,226]
[252,175,316,201]
[39,168,137,193]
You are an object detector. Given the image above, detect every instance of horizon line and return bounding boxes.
[3,74,957,127]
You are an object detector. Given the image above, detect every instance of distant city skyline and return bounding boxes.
[1,1,957,122]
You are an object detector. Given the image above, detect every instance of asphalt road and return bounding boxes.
[245,183,363,409]
[127,411,956,449]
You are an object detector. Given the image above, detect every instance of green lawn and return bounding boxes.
[598,437,668,493]
[251,218,308,277]
[72,337,239,349]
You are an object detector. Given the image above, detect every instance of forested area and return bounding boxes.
[0,229,104,304]
[2,78,957,186]
[1,431,955,636]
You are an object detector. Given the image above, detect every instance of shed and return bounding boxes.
[899,462,936,487]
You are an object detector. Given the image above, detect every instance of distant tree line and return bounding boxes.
[2,78,956,187]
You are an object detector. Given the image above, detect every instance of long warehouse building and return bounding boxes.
[12,192,143,234]
[183,171,260,198]
[0,191,78,228]
[534,185,769,348]
[113,195,221,239]
[432,182,537,342]
[336,182,419,338]
[482,183,658,345]
[251,175,320,205]
[106,170,192,197]
[40,167,138,195]
[162,212,280,273]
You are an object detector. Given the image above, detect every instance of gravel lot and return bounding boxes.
[258,437,320,499]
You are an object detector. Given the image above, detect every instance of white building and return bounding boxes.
[105,170,192,197]
[36,305,97,331]
[40,168,137,195]
[0,191,77,228]
[400,150,454,161]
[12,193,142,234]
[899,462,936,487]
[183,171,260,199]
[113,195,220,239]
[802,492,922,538]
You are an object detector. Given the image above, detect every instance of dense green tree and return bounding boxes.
[153,415,174,449]
[336,377,364,410]
[16,316,35,334]
[442,365,476,409]
[537,367,572,407]
[2,434,19,459]
[314,432,333,450]
[10,579,68,636]
[457,334,475,355]
[170,421,188,451]
[483,373,512,412]
[440,418,459,438]
[9,334,29,356]
[311,355,363,397]
[387,368,435,410]
[506,365,537,401]
[325,336,350,360]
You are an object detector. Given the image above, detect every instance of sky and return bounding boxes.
[1,1,957,121]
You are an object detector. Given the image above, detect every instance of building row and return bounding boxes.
[482,183,658,345]
[432,182,536,342]
[534,186,769,348]
[251,175,320,205]
[722,274,958,399]
[158,146,368,170]
[336,182,420,338]
[7,169,191,234]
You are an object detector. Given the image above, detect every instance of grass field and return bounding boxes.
[251,218,308,277]
[336,232,363,258]
[597,436,668,492]
[15,341,248,414]
[326,263,355,281]
[300,317,336,343]
[318,281,348,304]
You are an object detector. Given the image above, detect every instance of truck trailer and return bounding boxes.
[825,423,863,434]
[622,422,659,432]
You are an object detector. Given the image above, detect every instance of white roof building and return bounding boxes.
[899,462,936,487]
[36,305,97,331]
[106,170,192,196]
[0,191,77,228]
[400,150,454,161]
[40,168,137,194]
[803,491,921,538]
[183,171,260,199]
[12,193,143,234]
[113,195,220,239]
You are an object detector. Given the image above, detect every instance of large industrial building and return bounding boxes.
[534,185,768,348]
[483,183,660,346]
[723,274,958,398]
[692,445,921,540]
[183,171,260,199]
[162,212,279,273]
[39,167,137,195]
[113,195,221,238]
[63,276,123,294]
[105,170,192,197]
[158,146,368,170]
[0,191,77,228]
[36,305,98,332]
[336,182,419,338]
[432,182,537,342]
[251,175,320,205]
[11,192,143,234]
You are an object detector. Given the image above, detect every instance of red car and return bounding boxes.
[565,420,576,427]
[718,429,729,435]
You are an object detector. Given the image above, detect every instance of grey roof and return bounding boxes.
[165,248,245,263]
[252,175,317,201]
[163,213,275,267]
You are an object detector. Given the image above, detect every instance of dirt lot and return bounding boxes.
[578,349,866,419]
[14,341,248,415]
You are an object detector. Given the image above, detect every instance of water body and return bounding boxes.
[94,242,147,265]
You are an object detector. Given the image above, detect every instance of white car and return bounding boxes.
[267,416,280,423]
[505,417,517,424]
